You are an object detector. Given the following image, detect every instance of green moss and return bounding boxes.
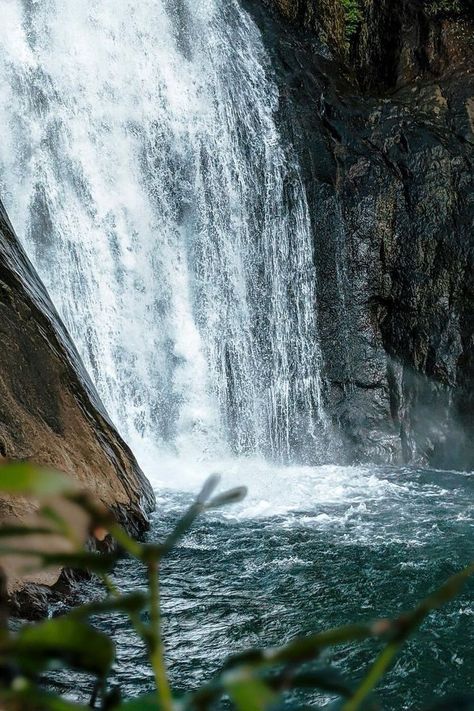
[340,0,363,40]
[339,0,466,44]
[423,0,463,15]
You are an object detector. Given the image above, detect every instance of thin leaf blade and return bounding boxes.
[6,617,114,675]
[0,462,76,497]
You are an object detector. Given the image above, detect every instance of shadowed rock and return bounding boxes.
[247,0,474,468]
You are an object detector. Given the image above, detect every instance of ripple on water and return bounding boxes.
[50,465,473,709]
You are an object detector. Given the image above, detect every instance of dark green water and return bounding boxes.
[55,465,473,709]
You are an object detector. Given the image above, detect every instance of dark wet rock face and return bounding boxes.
[0,201,155,617]
[248,0,474,468]
[261,0,346,49]
[352,0,474,94]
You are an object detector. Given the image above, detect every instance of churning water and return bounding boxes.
[49,465,473,710]
[0,1,472,709]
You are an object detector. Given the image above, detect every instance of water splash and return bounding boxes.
[0,0,329,474]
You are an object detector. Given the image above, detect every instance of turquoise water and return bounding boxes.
[53,465,473,709]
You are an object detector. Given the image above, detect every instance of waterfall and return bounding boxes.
[0,0,329,474]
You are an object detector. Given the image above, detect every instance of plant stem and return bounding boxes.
[342,642,399,711]
[148,559,174,711]
[343,562,474,711]
[99,573,148,640]
[100,572,119,597]
[109,523,144,559]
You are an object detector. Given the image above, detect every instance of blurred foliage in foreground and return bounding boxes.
[0,461,473,710]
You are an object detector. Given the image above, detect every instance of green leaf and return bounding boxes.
[0,549,119,573]
[5,617,114,675]
[0,525,56,537]
[197,474,221,504]
[226,675,277,711]
[206,486,248,509]
[223,624,372,672]
[0,686,92,711]
[39,551,119,572]
[278,667,353,697]
[0,549,117,575]
[343,562,474,711]
[161,474,222,555]
[270,624,374,665]
[36,696,92,711]
[115,694,161,709]
[68,592,148,620]
[0,462,76,497]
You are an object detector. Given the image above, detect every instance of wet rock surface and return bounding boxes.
[248,0,474,467]
[0,200,155,617]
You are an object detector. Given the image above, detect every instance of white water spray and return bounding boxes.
[0,0,329,481]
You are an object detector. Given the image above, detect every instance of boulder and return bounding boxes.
[0,200,155,616]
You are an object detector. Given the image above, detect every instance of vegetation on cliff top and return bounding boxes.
[340,0,362,39]
[340,0,468,41]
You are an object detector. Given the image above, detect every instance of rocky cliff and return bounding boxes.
[0,200,155,616]
[248,0,474,468]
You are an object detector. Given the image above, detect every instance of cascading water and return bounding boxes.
[0,0,329,475]
[1,5,473,708]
